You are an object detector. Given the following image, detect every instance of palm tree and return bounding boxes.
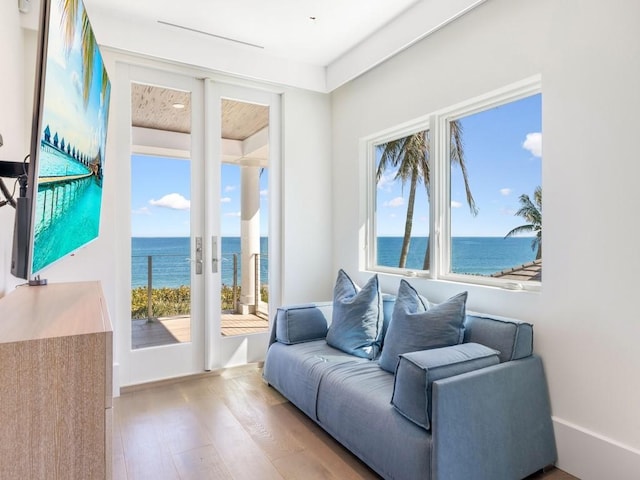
[504,186,542,260]
[376,131,428,268]
[376,121,477,269]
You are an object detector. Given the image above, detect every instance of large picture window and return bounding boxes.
[367,78,542,289]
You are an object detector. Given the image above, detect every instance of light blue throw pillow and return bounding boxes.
[326,269,383,359]
[378,280,468,373]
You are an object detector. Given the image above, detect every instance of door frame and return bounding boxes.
[204,80,282,371]
[116,63,205,387]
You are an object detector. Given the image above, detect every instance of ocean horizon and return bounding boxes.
[131,236,537,288]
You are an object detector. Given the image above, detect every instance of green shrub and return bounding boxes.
[131,284,269,318]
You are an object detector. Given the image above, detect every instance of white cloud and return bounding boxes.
[451,200,463,208]
[500,188,512,196]
[224,185,236,193]
[149,193,190,210]
[221,197,231,203]
[260,189,268,196]
[132,206,151,215]
[522,132,542,158]
[500,207,516,216]
[384,197,404,208]
[377,170,397,191]
[224,211,241,217]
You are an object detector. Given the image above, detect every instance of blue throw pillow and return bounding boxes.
[326,269,383,359]
[378,280,467,373]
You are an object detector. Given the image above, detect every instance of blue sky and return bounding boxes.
[131,157,269,237]
[41,0,110,167]
[376,93,542,237]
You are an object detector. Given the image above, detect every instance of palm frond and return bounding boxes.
[450,120,478,216]
[58,0,79,52]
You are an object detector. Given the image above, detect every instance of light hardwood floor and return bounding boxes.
[113,364,577,480]
[131,314,269,349]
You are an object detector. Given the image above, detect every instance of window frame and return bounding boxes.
[363,76,542,291]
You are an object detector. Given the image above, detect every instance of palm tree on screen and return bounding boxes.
[58,0,108,107]
[504,186,542,260]
[376,121,477,269]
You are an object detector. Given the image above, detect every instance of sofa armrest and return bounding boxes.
[271,302,333,345]
[431,355,557,480]
[391,343,500,430]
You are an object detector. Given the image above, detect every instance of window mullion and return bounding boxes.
[431,112,450,279]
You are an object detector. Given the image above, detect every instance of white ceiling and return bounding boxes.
[88,0,420,67]
[21,0,487,92]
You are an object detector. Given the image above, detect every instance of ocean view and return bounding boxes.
[131,237,269,288]
[377,236,537,276]
[132,236,537,289]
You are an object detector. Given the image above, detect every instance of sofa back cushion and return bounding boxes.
[378,280,467,373]
[275,302,332,345]
[463,313,533,362]
[326,270,384,359]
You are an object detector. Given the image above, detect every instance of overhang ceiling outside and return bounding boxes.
[131,83,268,139]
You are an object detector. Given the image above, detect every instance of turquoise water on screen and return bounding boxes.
[32,179,102,274]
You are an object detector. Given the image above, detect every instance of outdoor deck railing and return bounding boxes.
[132,252,268,320]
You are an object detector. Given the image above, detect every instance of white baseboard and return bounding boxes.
[553,417,640,479]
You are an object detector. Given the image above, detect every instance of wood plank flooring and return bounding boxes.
[131,314,269,349]
[112,364,578,480]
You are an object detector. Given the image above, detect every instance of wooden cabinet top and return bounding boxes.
[0,281,112,344]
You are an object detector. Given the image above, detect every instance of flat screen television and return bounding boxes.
[11,0,111,281]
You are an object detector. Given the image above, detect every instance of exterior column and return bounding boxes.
[238,165,260,313]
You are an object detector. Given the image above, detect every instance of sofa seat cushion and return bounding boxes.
[263,340,367,419]
[391,343,500,430]
[316,361,432,480]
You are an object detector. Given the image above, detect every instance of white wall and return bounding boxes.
[281,89,334,303]
[0,2,27,295]
[330,0,640,478]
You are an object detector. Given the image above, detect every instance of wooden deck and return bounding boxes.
[132,313,269,349]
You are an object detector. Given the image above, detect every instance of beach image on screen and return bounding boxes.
[31,0,110,274]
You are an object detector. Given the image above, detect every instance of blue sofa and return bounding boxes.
[263,299,557,480]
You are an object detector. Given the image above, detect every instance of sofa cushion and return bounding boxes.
[263,340,367,419]
[380,293,396,346]
[315,361,433,480]
[275,302,331,344]
[326,269,383,359]
[378,280,467,372]
[391,343,500,430]
[464,312,534,362]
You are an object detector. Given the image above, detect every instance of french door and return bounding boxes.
[116,65,280,387]
[204,81,281,371]
[118,66,205,386]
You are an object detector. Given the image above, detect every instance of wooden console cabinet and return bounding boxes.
[0,281,112,479]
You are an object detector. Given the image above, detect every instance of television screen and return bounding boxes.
[20,0,111,278]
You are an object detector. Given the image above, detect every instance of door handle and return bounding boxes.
[195,237,203,275]
[211,236,218,273]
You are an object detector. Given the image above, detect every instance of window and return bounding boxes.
[367,78,542,288]
[374,128,431,271]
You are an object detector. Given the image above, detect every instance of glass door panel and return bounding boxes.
[130,153,192,349]
[218,99,270,337]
